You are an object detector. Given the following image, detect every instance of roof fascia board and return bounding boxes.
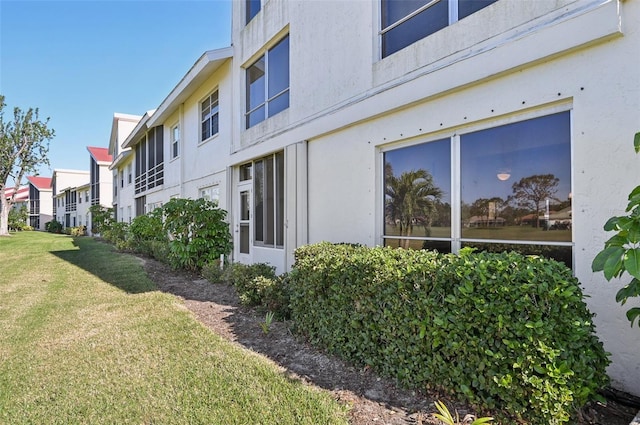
[147,47,233,127]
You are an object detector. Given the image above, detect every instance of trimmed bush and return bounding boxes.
[162,198,232,271]
[45,220,63,233]
[288,242,610,424]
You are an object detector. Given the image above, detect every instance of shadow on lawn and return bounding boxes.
[49,237,156,294]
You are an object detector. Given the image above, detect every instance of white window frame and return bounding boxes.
[379,0,497,58]
[199,185,220,205]
[200,90,219,143]
[245,35,290,129]
[171,123,180,159]
[380,103,573,263]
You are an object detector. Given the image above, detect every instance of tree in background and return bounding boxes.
[0,95,55,236]
[511,174,559,228]
[385,169,443,249]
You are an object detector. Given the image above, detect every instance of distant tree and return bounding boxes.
[511,174,560,228]
[385,169,443,248]
[468,197,506,226]
[8,206,28,231]
[0,95,55,236]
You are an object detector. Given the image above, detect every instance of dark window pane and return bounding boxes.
[247,58,266,112]
[247,105,265,128]
[240,163,252,181]
[382,0,431,27]
[382,0,449,57]
[240,224,250,253]
[268,91,289,117]
[276,151,285,247]
[458,0,497,20]
[254,160,264,242]
[384,138,451,247]
[268,36,290,99]
[265,156,274,245]
[460,112,571,242]
[462,241,573,269]
[383,238,451,253]
[246,0,260,23]
[211,113,219,136]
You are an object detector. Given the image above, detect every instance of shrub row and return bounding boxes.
[98,198,232,271]
[287,242,610,424]
[202,261,291,319]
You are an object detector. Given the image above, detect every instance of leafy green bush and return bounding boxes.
[162,198,232,270]
[592,131,640,327]
[45,220,63,233]
[8,206,28,231]
[89,205,113,235]
[102,222,127,245]
[288,243,610,424]
[223,263,277,306]
[69,225,86,237]
[129,211,165,244]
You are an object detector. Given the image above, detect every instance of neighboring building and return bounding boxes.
[26,176,53,230]
[101,0,640,396]
[108,113,141,224]
[76,182,90,230]
[52,169,90,229]
[87,146,114,234]
[2,186,29,227]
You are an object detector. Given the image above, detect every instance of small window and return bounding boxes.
[199,186,220,204]
[171,124,180,159]
[201,91,219,141]
[246,36,290,128]
[127,164,132,185]
[381,0,498,58]
[240,163,252,181]
[246,0,260,23]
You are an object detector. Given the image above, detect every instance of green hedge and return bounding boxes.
[288,243,610,424]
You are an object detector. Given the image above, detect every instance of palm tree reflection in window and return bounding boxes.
[385,168,443,249]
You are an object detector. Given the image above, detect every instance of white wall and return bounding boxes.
[230,0,640,395]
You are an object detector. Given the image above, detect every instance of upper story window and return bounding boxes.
[201,91,219,142]
[246,0,261,24]
[381,0,498,58]
[135,126,164,194]
[246,35,290,129]
[127,163,132,185]
[171,124,180,159]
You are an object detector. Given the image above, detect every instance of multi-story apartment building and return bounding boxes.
[52,169,90,229]
[26,176,52,230]
[106,0,640,396]
[108,113,142,223]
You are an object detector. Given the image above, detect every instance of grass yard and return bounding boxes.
[0,232,348,424]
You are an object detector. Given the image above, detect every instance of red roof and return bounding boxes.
[87,146,113,163]
[27,176,52,190]
[3,186,29,202]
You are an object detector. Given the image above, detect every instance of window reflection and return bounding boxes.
[460,112,571,242]
[382,111,572,265]
[383,138,451,250]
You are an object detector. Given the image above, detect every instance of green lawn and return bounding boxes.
[0,232,348,424]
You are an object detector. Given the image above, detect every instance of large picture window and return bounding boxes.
[246,36,290,128]
[254,151,285,248]
[381,0,498,58]
[383,111,572,266]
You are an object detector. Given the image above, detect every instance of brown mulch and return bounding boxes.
[139,256,638,425]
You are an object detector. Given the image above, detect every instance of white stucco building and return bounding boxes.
[52,169,90,228]
[105,0,640,396]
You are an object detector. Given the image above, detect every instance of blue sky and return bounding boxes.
[1,0,231,184]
